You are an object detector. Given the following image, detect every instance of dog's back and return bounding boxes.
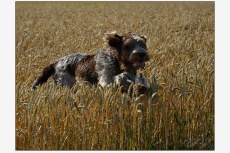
[32,53,98,89]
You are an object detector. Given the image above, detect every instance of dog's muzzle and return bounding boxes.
[130,48,150,69]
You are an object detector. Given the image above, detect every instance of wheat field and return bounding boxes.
[16,1,214,150]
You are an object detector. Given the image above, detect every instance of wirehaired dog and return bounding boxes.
[32,32,150,93]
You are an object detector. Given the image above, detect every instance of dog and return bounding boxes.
[32,31,150,93]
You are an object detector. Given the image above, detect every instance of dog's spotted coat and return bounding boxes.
[32,32,150,93]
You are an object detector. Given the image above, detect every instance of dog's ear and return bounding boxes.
[103,31,123,49]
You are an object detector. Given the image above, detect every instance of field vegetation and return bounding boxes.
[16,2,214,150]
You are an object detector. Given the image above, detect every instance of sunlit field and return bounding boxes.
[16,1,214,150]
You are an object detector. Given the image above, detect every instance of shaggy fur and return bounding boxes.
[32,31,150,92]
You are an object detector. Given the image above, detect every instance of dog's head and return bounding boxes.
[103,31,150,71]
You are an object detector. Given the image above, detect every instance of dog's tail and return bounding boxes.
[32,62,57,90]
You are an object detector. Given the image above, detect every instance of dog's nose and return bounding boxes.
[132,49,150,61]
[138,52,146,58]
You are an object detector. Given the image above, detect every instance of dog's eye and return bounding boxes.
[138,41,147,49]
[142,44,147,49]
[124,44,133,51]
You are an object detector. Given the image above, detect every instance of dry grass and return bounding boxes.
[16,1,214,150]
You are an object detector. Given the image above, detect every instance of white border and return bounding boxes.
[1,0,228,152]
[1,0,15,152]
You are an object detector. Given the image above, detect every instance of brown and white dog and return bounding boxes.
[32,32,150,93]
